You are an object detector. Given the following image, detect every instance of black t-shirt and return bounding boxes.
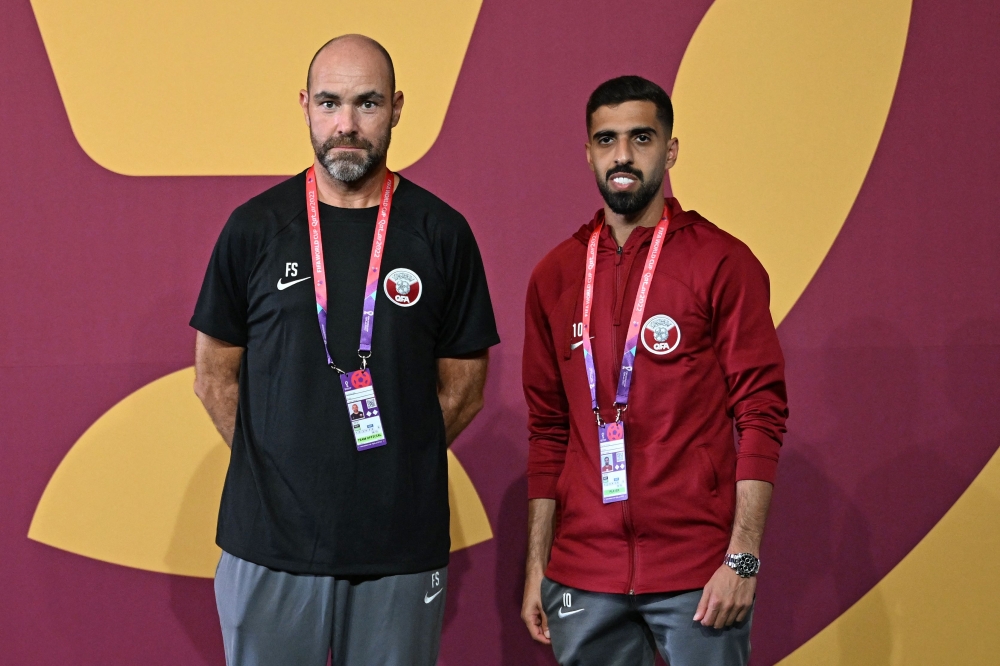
[190,171,500,576]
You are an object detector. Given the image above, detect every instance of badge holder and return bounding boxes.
[340,357,387,451]
[597,405,628,504]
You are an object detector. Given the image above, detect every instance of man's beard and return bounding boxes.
[312,128,391,183]
[596,165,663,216]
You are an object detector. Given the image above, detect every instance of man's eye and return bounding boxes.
[321,101,335,109]
[635,135,650,143]
[599,137,613,145]
[362,101,376,110]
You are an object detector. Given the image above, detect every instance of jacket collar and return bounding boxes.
[572,197,702,248]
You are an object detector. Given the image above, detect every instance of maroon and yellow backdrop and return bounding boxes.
[3,0,1000,663]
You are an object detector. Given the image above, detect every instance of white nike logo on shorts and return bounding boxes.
[276,276,311,290]
[558,607,585,618]
[423,589,443,604]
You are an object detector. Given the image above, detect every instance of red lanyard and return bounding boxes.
[581,206,671,423]
[305,166,395,372]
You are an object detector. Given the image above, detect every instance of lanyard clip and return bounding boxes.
[614,403,627,423]
[593,408,605,427]
[358,350,371,371]
[329,362,346,375]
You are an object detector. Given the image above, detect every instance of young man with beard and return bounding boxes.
[520,76,788,665]
[191,35,499,666]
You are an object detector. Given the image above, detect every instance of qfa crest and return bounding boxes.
[384,268,422,307]
[641,314,681,355]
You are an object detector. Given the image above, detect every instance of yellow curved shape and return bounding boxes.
[779,447,1000,665]
[28,0,483,175]
[28,368,493,578]
[670,0,911,324]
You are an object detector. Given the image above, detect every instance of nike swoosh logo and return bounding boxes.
[277,276,312,290]
[424,589,443,604]
[558,607,585,618]
[570,336,595,350]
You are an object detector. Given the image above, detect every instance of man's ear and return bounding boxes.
[391,90,405,128]
[585,141,596,174]
[299,89,311,127]
[665,136,679,169]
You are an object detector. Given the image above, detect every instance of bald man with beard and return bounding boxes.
[190,35,500,666]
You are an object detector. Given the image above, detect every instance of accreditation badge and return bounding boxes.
[598,421,628,503]
[341,370,387,451]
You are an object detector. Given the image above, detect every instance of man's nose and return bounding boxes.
[333,106,359,135]
[613,141,634,166]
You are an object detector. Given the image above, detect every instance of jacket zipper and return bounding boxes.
[612,243,638,595]
[623,492,638,595]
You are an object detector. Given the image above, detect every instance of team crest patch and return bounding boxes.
[384,268,422,307]
[641,314,681,355]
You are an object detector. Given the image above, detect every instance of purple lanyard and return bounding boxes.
[580,207,671,424]
[305,166,395,372]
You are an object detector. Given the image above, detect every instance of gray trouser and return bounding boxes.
[542,577,752,666]
[215,551,447,666]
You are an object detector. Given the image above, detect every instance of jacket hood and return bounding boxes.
[571,197,704,245]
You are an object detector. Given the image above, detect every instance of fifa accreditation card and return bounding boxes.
[340,370,387,451]
[598,422,628,503]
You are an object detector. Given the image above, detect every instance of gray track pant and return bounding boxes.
[542,577,753,666]
[215,551,447,666]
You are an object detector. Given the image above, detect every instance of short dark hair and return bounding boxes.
[307,35,396,93]
[586,76,673,135]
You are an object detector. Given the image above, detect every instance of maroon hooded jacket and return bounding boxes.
[524,197,788,595]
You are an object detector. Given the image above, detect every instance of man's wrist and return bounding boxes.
[725,539,760,557]
[525,563,546,579]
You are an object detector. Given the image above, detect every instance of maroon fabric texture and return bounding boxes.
[523,199,787,595]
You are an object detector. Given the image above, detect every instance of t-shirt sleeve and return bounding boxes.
[189,210,255,347]
[434,215,501,357]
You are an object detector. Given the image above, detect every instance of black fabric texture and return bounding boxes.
[190,171,500,576]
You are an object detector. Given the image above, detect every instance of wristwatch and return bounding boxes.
[724,553,760,578]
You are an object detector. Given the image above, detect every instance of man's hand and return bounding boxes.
[693,479,772,628]
[522,498,556,644]
[693,564,756,629]
[521,569,551,644]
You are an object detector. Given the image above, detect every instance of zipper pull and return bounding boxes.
[617,245,623,255]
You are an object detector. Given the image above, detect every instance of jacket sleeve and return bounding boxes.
[709,243,789,484]
[523,269,570,499]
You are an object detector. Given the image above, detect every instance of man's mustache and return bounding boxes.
[319,135,374,154]
[605,164,644,182]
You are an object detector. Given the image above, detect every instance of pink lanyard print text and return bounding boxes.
[580,205,671,425]
[305,166,395,373]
